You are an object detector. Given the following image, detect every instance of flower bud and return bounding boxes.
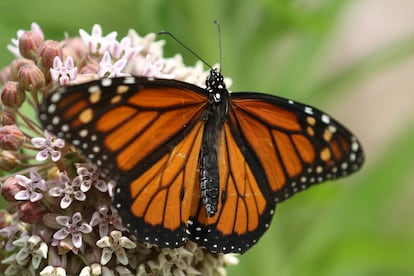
[79,62,99,75]
[0,108,16,125]
[37,40,63,75]
[19,31,44,60]
[0,66,11,85]
[1,176,23,201]
[18,64,45,92]
[18,201,43,224]
[9,58,35,81]
[0,150,19,171]
[62,37,87,61]
[0,125,25,150]
[1,81,25,108]
[0,210,13,228]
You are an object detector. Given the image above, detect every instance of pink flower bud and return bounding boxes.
[0,150,19,171]
[18,201,43,224]
[1,176,23,201]
[0,210,13,228]
[0,125,25,150]
[37,40,63,76]
[0,66,11,85]
[62,37,87,61]
[18,64,45,92]
[9,58,35,81]
[0,108,16,125]
[0,81,25,108]
[18,31,44,60]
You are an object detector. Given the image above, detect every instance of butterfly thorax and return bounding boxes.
[199,69,230,217]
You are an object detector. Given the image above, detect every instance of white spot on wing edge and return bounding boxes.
[304,106,313,115]
[101,78,112,87]
[88,85,100,93]
[51,92,62,103]
[321,114,330,124]
[123,76,136,84]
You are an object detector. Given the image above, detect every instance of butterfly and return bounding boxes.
[39,68,364,254]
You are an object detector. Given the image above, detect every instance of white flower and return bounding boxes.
[40,266,67,276]
[96,230,136,265]
[13,235,48,269]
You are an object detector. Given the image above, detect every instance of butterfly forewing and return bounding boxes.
[40,78,208,179]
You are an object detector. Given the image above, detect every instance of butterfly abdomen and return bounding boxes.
[199,83,230,217]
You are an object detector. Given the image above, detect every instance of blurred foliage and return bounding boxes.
[1,0,414,275]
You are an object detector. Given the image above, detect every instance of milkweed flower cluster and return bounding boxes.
[0,23,237,275]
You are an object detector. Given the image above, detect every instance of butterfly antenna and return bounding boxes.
[158,31,213,69]
[214,20,223,73]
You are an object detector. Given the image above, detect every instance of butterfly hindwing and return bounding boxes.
[187,123,275,253]
[114,121,205,247]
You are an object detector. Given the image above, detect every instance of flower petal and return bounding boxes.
[60,195,73,209]
[29,191,43,202]
[53,228,70,241]
[114,248,129,265]
[14,190,30,200]
[100,248,113,265]
[72,233,82,248]
[49,187,63,197]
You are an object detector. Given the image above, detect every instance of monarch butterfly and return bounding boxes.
[39,67,364,254]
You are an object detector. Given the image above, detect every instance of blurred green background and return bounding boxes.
[1,0,414,275]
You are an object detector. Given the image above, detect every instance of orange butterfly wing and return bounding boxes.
[41,78,209,247]
[185,93,364,253]
[40,77,364,254]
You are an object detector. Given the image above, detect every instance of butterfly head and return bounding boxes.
[206,68,227,99]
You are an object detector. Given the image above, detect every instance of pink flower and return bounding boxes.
[50,56,78,85]
[141,55,174,78]
[53,212,92,249]
[48,173,86,209]
[109,36,142,60]
[14,170,46,202]
[31,131,65,162]
[76,164,107,193]
[98,51,127,78]
[79,24,117,54]
[90,204,126,237]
